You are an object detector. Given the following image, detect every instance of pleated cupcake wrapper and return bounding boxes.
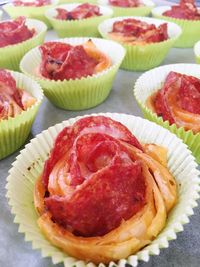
[20,37,125,110]
[133,63,200,164]
[0,19,47,71]
[6,112,200,267]
[3,0,59,29]
[152,6,200,48]
[45,4,113,38]
[194,41,200,64]
[98,16,182,71]
[0,71,43,160]
[0,10,2,20]
[98,0,154,17]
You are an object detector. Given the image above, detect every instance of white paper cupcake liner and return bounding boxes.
[45,3,113,37]
[20,37,125,110]
[0,18,47,71]
[6,112,200,267]
[98,16,182,71]
[133,63,200,164]
[194,41,200,64]
[3,0,59,29]
[152,6,200,48]
[0,10,3,20]
[98,0,154,17]
[0,70,43,159]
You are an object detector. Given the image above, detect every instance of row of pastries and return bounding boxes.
[1,0,200,266]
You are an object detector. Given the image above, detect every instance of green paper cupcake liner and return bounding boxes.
[20,37,125,110]
[98,0,154,17]
[45,3,113,38]
[3,0,59,29]
[0,71,43,160]
[0,19,47,71]
[194,41,200,64]
[152,6,200,48]
[133,63,200,164]
[6,112,200,267]
[98,16,182,71]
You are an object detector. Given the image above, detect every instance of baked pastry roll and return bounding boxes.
[34,115,177,264]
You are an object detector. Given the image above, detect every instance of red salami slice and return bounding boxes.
[163,0,200,20]
[39,42,98,80]
[56,3,101,20]
[111,19,168,43]
[109,0,141,8]
[42,116,143,188]
[13,0,51,6]
[45,161,146,237]
[0,17,35,48]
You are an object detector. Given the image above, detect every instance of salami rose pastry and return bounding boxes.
[45,3,113,37]
[38,40,111,81]
[146,71,200,134]
[0,17,35,48]
[34,115,177,263]
[152,0,200,47]
[20,37,125,110]
[0,69,36,120]
[0,69,43,159]
[108,18,168,45]
[98,0,154,17]
[0,17,47,70]
[99,16,181,70]
[3,0,58,29]
[134,64,200,163]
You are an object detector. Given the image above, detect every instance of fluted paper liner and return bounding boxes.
[0,10,2,20]
[134,63,200,164]
[194,41,200,64]
[0,19,47,71]
[20,37,125,110]
[152,6,200,48]
[98,0,154,17]
[0,71,43,160]
[3,0,59,29]
[98,16,181,71]
[45,4,113,38]
[6,112,200,267]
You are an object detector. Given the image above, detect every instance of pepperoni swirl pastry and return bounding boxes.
[109,18,168,45]
[56,3,101,20]
[39,40,111,81]
[13,0,51,6]
[34,115,177,263]
[163,0,200,20]
[0,69,36,120]
[109,0,142,8]
[146,71,200,134]
[0,17,35,48]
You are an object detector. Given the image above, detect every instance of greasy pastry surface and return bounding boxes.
[34,115,177,264]
[56,3,101,20]
[163,0,200,20]
[0,69,36,120]
[39,40,111,81]
[0,17,35,48]
[108,19,168,45]
[108,0,142,8]
[146,71,200,134]
[13,0,51,6]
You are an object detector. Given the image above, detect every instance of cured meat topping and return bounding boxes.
[13,0,51,6]
[109,0,142,7]
[163,0,200,20]
[110,18,168,44]
[42,116,146,237]
[0,17,35,48]
[56,3,101,20]
[0,69,36,120]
